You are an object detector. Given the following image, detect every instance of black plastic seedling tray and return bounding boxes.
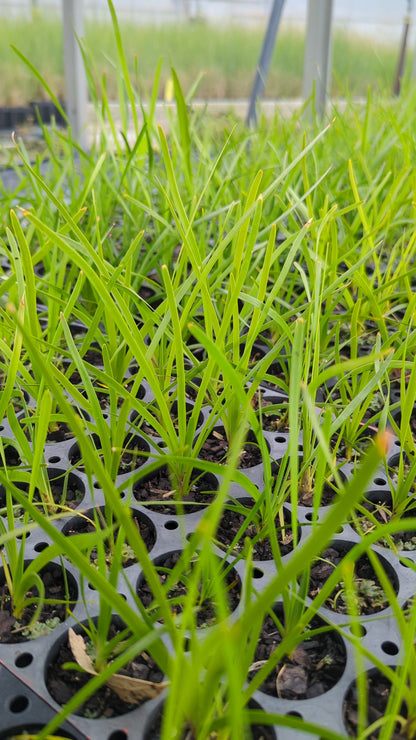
[0,359,412,738]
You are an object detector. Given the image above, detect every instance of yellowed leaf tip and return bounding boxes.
[376,429,393,458]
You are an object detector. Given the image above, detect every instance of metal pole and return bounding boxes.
[394,1,412,95]
[246,0,285,127]
[302,0,333,117]
[62,0,88,150]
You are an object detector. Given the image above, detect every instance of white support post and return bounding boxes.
[303,0,333,116]
[62,0,88,149]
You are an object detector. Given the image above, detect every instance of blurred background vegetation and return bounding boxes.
[0,14,404,106]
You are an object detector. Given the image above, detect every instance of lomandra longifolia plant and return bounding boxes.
[3,1,416,736]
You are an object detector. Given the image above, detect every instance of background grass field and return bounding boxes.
[0,14,406,105]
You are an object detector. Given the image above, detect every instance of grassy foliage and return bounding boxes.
[0,13,408,105]
[1,4,416,738]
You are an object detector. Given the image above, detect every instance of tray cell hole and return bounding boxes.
[9,695,29,713]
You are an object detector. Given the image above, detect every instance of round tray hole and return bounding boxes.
[33,542,48,553]
[381,640,399,655]
[164,520,179,530]
[108,732,128,740]
[15,653,33,668]
[349,624,367,637]
[253,567,264,579]
[48,456,61,464]
[274,435,287,444]
[9,695,29,713]
[373,477,387,486]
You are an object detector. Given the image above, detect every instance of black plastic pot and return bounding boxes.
[30,100,66,126]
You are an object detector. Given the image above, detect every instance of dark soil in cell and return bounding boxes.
[44,421,75,443]
[351,496,416,552]
[134,401,202,438]
[144,703,276,739]
[48,470,84,509]
[298,480,338,507]
[331,430,376,463]
[68,438,100,472]
[215,498,297,560]
[64,368,83,387]
[247,612,346,699]
[184,380,200,401]
[90,378,145,411]
[117,435,150,474]
[198,426,263,469]
[137,550,241,627]
[138,284,163,308]
[308,545,396,615]
[46,624,164,718]
[0,562,77,643]
[9,389,29,414]
[251,390,289,433]
[320,382,386,425]
[261,411,289,433]
[133,466,217,514]
[19,412,75,443]
[0,471,84,515]
[238,345,266,367]
[69,434,149,475]
[0,445,21,467]
[63,508,156,567]
[79,347,103,366]
[65,370,145,411]
[408,413,416,439]
[271,465,340,507]
[260,362,290,391]
[343,669,408,738]
[387,461,416,497]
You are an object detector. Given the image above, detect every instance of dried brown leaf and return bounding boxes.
[68,628,95,673]
[68,628,169,702]
[106,672,169,702]
[247,659,268,673]
[162,490,175,499]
